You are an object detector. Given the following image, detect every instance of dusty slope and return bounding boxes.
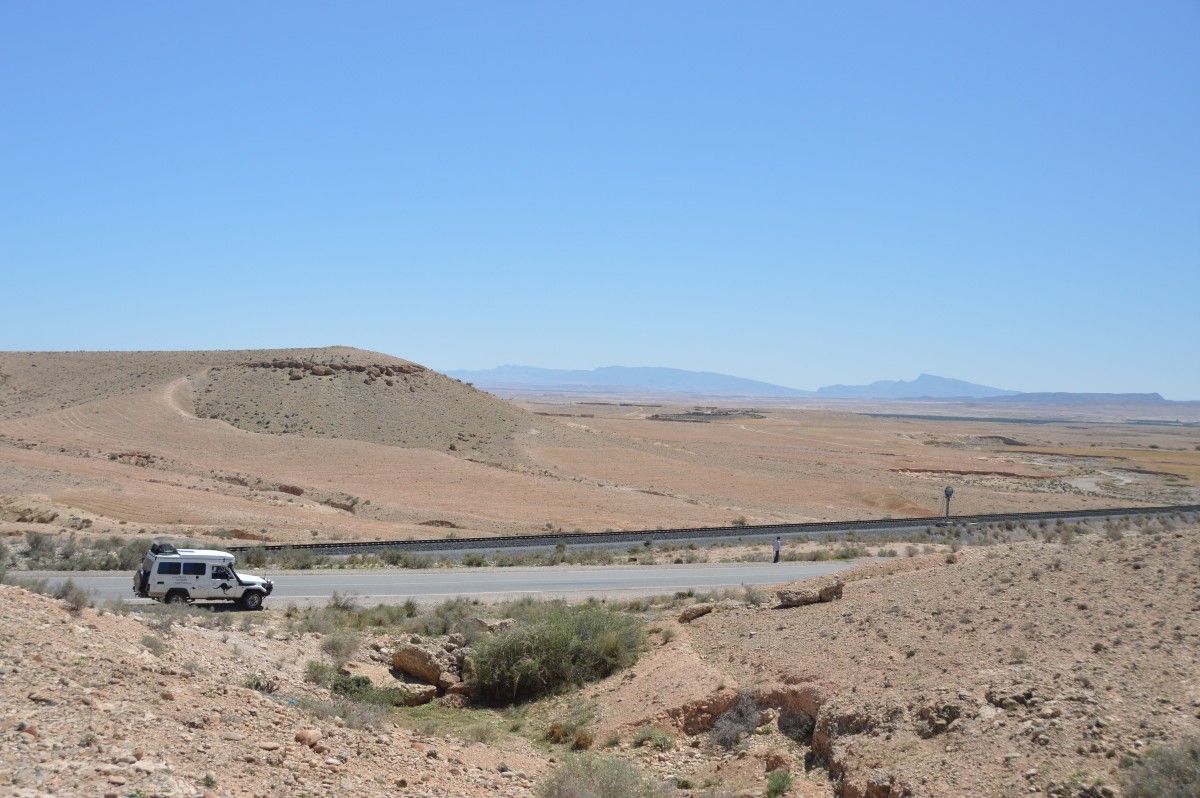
[578,522,1200,797]
[0,347,545,459]
[0,584,550,798]
[0,379,721,539]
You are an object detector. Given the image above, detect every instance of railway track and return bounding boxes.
[226,504,1200,557]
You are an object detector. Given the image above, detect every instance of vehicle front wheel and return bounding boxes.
[165,590,189,605]
[240,591,264,611]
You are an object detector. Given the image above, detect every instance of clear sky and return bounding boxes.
[2,2,1198,398]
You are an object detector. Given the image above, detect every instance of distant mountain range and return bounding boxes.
[815,373,1019,399]
[447,366,1187,404]
[446,365,813,397]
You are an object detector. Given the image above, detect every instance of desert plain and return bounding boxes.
[1,347,1198,798]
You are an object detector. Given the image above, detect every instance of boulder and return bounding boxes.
[341,661,396,685]
[777,578,843,607]
[295,729,322,748]
[459,617,517,637]
[678,604,714,623]
[395,683,438,706]
[764,750,790,773]
[392,643,447,685]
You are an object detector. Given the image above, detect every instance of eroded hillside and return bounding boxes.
[2,522,1196,798]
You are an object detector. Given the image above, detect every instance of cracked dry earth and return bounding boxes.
[2,524,1199,798]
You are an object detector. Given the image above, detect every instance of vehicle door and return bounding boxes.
[153,560,188,594]
[208,564,237,600]
[180,561,209,598]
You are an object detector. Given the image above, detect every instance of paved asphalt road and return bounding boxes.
[25,560,859,607]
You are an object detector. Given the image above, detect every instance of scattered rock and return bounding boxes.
[678,604,714,623]
[777,578,843,607]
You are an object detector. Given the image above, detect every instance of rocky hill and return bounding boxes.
[0,347,538,459]
[191,349,535,459]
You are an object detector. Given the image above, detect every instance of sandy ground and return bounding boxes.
[1,349,1197,552]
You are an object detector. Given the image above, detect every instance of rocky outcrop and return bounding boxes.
[663,689,740,735]
[385,632,481,700]
[339,661,437,707]
[777,578,843,607]
[225,360,425,378]
[391,644,449,685]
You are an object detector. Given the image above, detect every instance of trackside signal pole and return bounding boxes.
[944,485,954,521]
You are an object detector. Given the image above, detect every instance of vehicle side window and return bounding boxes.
[212,566,230,579]
[182,562,206,576]
[157,562,182,575]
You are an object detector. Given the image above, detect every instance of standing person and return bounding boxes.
[773,536,782,563]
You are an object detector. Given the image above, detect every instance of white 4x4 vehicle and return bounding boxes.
[133,543,274,610]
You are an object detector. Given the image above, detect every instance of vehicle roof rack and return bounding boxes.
[149,543,178,555]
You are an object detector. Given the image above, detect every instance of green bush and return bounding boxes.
[631,726,673,750]
[380,549,433,568]
[328,674,410,707]
[1121,737,1200,798]
[766,770,793,797]
[53,579,92,613]
[241,546,267,568]
[304,660,336,686]
[405,596,480,636]
[537,755,666,798]
[25,531,55,563]
[472,605,643,703]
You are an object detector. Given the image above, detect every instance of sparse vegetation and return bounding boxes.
[537,755,666,798]
[319,629,360,667]
[631,725,673,751]
[140,635,164,656]
[1120,736,1200,798]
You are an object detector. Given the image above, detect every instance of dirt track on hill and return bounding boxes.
[0,348,1197,551]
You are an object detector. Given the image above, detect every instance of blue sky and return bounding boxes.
[2,2,1197,398]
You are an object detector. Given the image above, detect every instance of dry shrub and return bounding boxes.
[537,755,666,798]
[1120,736,1200,798]
[711,691,760,749]
[319,629,360,667]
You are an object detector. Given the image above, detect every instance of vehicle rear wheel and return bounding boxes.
[165,590,189,605]
[240,591,264,611]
